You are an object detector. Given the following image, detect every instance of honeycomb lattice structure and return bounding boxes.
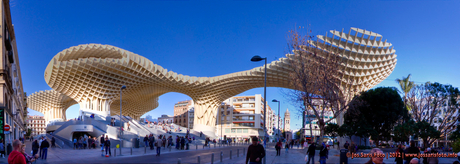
[27,90,77,123]
[40,27,396,129]
[311,27,397,92]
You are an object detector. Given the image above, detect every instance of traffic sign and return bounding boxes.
[4,125,10,131]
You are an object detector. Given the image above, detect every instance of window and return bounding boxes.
[225,129,230,133]
[231,129,236,133]
[243,129,248,133]
[237,129,242,133]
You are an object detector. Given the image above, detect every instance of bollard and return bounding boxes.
[230,150,232,159]
[211,153,214,164]
[237,149,239,157]
[196,145,198,150]
[131,148,133,155]
[169,146,171,152]
[178,158,181,164]
[114,148,117,157]
[214,144,216,148]
[197,156,201,164]
[220,151,223,162]
[120,147,122,156]
[144,146,147,154]
[243,148,245,155]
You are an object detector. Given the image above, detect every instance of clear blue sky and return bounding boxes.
[12,0,460,131]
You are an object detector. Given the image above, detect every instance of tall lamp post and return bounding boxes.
[119,85,126,146]
[221,113,225,144]
[251,55,266,164]
[272,99,280,142]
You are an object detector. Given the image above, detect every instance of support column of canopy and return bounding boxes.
[78,98,112,118]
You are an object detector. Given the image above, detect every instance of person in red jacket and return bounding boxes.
[8,139,26,164]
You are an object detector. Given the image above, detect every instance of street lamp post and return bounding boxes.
[251,55,267,164]
[119,85,126,146]
[272,99,280,142]
[221,113,225,144]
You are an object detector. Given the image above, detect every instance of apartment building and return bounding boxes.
[173,100,194,128]
[303,98,337,140]
[0,0,27,144]
[216,94,275,141]
[26,115,46,136]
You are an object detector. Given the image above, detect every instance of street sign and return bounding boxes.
[4,125,10,131]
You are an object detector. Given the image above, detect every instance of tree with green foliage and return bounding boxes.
[406,82,460,146]
[393,120,416,142]
[395,74,415,110]
[26,128,32,137]
[337,123,354,140]
[345,87,408,147]
[449,126,460,141]
[324,123,339,138]
[413,121,441,148]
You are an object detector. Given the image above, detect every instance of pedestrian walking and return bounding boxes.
[306,143,316,164]
[319,142,328,164]
[404,141,420,164]
[0,139,4,158]
[40,138,50,160]
[344,141,349,149]
[155,136,163,156]
[32,140,39,157]
[105,136,111,157]
[51,137,56,148]
[144,135,149,147]
[38,137,43,158]
[100,135,105,156]
[245,137,265,164]
[395,144,404,164]
[365,148,385,164]
[285,142,289,154]
[180,137,185,150]
[275,141,282,156]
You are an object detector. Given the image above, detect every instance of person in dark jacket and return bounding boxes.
[144,135,149,148]
[100,135,105,156]
[180,137,185,150]
[51,137,55,148]
[40,138,50,160]
[365,148,385,164]
[306,143,316,164]
[245,137,265,164]
[319,142,328,164]
[32,140,39,156]
[404,140,420,164]
[105,137,111,156]
[149,135,155,150]
[275,141,282,156]
[395,144,404,164]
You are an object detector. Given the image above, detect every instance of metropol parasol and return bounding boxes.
[27,27,397,134]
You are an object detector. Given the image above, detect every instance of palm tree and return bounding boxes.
[395,74,415,110]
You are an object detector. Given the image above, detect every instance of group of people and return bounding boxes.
[73,134,98,149]
[143,133,194,156]
[8,137,52,164]
[100,135,112,157]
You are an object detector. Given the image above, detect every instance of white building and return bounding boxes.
[216,94,275,141]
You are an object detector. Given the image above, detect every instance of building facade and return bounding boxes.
[216,94,275,141]
[0,0,27,145]
[303,98,337,141]
[158,114,174,124]
[173,100,194,128]
[26,115,46,136]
